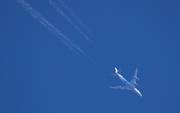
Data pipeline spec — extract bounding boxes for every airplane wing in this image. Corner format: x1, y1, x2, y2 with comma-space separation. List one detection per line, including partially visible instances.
130, 68, 138, 87
109, 86, 129, 90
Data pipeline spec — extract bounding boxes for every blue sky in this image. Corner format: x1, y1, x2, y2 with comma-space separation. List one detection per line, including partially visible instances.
1, 0, 180, 112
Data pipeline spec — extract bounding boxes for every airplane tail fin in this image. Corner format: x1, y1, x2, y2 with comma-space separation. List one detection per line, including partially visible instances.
111, 67, 121, 76
115, 67, 121, 73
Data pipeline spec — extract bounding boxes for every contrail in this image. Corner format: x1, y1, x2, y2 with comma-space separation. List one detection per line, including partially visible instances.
48, 0, 92, 42
58, 0, 96, 38
57, 0, 102, 52
16, 0, 91, 59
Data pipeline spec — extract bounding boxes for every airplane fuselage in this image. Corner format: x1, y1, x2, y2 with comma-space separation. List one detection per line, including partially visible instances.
116, 73, 130, 84
116, 73, 142, 97
133, 88, 143, 97
125, 84, 143, 97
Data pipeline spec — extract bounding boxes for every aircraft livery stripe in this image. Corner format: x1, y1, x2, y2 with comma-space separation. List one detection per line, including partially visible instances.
124, 79, 130, 84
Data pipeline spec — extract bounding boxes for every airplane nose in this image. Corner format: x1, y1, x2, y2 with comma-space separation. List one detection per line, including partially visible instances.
139, 93, 143, 97
138, 92, 143, 97
134, 88, 142, 97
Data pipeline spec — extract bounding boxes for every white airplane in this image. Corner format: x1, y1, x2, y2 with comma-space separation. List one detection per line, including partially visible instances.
109, 67, 143, 97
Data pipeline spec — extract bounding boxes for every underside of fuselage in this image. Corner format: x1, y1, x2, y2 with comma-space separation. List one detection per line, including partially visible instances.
133, 88, 143, 97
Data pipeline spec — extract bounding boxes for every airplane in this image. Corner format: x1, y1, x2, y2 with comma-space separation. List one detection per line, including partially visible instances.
109, 67, 143, 97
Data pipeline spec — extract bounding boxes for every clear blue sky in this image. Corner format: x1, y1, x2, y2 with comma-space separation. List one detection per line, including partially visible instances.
1, 0, 180, 112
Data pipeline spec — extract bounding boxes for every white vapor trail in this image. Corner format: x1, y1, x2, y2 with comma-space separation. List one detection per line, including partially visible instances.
58, 0, 96, 38
56, 0, 101, 51
17, 0, 90, 58
48, 0, 91, 42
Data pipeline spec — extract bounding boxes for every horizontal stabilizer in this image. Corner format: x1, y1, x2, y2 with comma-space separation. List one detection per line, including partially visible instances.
111, 73, 117, 76
109, 86, 119, 89
109, 86, 128, 90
